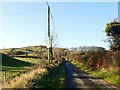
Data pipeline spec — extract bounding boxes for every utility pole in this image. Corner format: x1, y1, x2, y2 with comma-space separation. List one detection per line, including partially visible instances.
118, 1, 120, 22
47, 2, 53, 64
47, 5, 51, 65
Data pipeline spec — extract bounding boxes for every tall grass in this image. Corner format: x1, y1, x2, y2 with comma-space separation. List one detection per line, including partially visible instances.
2, 54, 44, 81
2, 61, 66, 88
71, 60, 120, 88
31, 61, 66, 88
2, 64, 47, 88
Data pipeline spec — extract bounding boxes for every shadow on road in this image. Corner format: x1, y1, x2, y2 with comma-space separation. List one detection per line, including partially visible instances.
65, 61, 119, 90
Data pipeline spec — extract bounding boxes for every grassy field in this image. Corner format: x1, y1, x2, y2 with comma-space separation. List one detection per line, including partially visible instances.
2, 54, 46, 81
1, 53, 66, 88
4, 64, 47, 88
2, 61, 65, 88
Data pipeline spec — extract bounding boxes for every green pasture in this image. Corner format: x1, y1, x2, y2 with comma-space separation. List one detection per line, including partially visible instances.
1, 54, 46, 81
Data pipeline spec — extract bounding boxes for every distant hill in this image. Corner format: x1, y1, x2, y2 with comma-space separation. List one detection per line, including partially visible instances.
0, 45, 106, 61
0, 45, 68, 60
0, 45, 47, 56
69, 46, 106, 51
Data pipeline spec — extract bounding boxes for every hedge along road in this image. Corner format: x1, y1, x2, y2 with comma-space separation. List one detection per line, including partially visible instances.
65, 61, 119, 90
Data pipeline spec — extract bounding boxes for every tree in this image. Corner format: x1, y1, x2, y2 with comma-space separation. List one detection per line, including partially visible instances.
44, 30, 58, 62
105, 20, 120, 51
53, 48, 64, 61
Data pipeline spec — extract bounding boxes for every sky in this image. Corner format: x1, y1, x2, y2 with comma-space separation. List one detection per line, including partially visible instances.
0, 2, 118, 50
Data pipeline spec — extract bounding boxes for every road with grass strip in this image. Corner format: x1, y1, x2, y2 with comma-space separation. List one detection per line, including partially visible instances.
65, 61, 119, 90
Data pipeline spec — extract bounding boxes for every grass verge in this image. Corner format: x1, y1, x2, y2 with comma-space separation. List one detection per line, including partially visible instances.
71, 60, 120, 88
31, 61, 66, 88
3, 63, 47, 88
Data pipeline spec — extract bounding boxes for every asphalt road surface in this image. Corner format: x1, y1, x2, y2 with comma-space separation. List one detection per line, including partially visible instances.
65, 61, 120, 90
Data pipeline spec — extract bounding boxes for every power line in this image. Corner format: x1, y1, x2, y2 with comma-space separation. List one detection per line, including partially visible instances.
50, 11, 61, 48
3, 8, 46, 17
45, 1, 61, 48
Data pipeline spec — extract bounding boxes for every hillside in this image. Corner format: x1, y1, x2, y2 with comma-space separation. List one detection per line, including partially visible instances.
0, 45, 68, 61
0, 45, 47, 55
2, 53, 31, 67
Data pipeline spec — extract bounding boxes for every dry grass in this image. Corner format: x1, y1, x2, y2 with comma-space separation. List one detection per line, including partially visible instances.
0, 83, 2, 90
31, 62, 65, 88
2, 64, 47, 88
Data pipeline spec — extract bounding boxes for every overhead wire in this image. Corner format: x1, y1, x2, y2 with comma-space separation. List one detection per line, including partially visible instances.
2, 7, 46, 17
45, 1, 61, 48
50, 11, 61, 48
3, 1, 61, 49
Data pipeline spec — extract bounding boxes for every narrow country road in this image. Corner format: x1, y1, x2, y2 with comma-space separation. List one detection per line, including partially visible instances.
65, 61, 119, 90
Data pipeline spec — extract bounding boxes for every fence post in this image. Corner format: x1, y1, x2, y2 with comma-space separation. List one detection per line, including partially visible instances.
4, 72, 7, 86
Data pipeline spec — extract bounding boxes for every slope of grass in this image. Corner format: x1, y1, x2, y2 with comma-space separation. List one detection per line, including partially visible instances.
2, 61, 65, 88
31, 61, 66, 88
1, 54, 45, 81
3, 63, 47, 88
14, 57, 43, 65
90, 69, 120, 88
71, 60, 120, 88
2, 54, 32, 67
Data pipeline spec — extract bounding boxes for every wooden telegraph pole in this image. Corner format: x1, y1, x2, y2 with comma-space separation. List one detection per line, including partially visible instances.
118, 1, 120, 22
47, 2, 53, 65
47, 5, 51, 65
